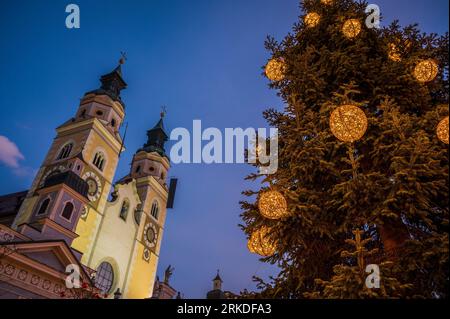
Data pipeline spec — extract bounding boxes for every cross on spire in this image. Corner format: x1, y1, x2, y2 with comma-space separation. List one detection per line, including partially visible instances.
119, 51, 127, 65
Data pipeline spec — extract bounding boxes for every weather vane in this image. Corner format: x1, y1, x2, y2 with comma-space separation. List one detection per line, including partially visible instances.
119, 51, 127, 65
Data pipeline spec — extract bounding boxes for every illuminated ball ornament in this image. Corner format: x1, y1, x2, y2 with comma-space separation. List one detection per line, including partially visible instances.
342, 19, 362, 39
414, 59, 439, 83
305, 12, 320, 28
330, 105, 368, 143
265, 58, 287, 82
247, 226, 277, 257
258, 190, 289, 220
437, 116, 449, 145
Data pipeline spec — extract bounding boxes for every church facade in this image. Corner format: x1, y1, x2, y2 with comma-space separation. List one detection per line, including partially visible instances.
0, 60, 173, 299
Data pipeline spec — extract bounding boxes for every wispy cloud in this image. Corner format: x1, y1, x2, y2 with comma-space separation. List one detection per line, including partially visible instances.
0, 135, 36, 178
0, 135, 25, 168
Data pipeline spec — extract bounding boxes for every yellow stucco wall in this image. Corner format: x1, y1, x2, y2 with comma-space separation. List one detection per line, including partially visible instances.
124, 243, 158, 299
85, 180, 141, 295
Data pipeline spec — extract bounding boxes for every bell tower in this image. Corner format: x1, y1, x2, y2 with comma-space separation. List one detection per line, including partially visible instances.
13, 58, 128, 263
123, 112, 171, 298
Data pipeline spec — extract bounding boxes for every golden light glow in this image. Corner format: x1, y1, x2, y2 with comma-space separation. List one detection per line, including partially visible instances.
247, 226, 276, 257
305, 12, 321, 28
258, 190, 289, 220
388, 43, 402, 62
414, 59, 439, 83
321, 0, 333, 5
265, 58, 287, 82
330, 105, 368, 143
342, 19, 362, 39
437, 116, 449, 145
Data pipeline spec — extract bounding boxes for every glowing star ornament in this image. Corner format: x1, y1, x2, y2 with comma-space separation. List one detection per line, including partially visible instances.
247, 226, 276, 257
265, 58, 287, 82
437, 116, 449, 145
258, 190, 289, 220
414, 59, 439, 83
305, 12, 320, 28
342, 19, 362, 39
330, 105, 368, 143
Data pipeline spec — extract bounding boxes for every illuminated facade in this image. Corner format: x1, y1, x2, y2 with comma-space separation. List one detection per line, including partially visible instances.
0, 62, 173, 299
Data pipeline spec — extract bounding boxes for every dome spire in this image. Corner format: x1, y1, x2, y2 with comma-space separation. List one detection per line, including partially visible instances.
86, 53, 128, 106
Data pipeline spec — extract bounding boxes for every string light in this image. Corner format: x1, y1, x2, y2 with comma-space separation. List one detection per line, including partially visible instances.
388, 43, 402, 62
330, 105, 368, 143
258, 190, 289, 220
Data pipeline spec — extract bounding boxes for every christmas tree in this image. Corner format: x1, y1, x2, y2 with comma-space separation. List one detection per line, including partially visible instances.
240, 0, 448, 299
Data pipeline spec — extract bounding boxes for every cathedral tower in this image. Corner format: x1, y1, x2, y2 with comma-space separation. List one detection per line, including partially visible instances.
124, 112, 171, 298
12, 59, 127, 262
81, 112, 172, 298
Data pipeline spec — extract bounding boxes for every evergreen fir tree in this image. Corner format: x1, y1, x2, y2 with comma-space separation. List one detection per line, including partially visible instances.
240, 0, 448, 299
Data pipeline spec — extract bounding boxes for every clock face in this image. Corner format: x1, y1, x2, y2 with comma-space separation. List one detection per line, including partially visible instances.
146, 227, 156, 242
144, 223, 158, 248
86, 178, 98, 196
82, 172, 102, 202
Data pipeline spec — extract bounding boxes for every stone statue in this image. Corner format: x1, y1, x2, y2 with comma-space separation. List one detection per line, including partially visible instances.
164, 265, 174, 284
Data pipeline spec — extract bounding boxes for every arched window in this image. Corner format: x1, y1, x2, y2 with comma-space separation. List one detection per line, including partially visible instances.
57, 143, 73, 160
61, 202, 74, 221
94, 262, 114, 294
135, 165, 141, 174
134, 207, 142, 225
93, 152, 106, 171
119, 200, 130, 221
151, 201, 159, 220
80, 109, 86, 117
37, 198, 51, 215
111, 119, 116, 127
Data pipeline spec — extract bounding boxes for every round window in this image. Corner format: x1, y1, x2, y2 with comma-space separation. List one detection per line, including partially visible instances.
94, 262, 114, 294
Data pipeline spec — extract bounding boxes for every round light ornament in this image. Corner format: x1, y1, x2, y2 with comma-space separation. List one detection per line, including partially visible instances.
414, 59, 439, 83
265, 58, 287, 82
321, 0, 333, 5
330, 105, 368, 143
305, 12, 321, 28
247, 226, 276, 257
437, 116, 449, 145
342, 19, 362, 39
258, 190, 289, 220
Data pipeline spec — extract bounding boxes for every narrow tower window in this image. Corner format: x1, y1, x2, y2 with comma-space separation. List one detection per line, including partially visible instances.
37, 198, 51, 216
93, 152, 106, 171
151, 201, 159, 220
57, 143, 73, 160
119, 200, 130, 221
61, 202, 74, 221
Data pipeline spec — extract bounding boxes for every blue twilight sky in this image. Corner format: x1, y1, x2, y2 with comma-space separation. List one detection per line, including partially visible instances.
0, 0, 448, 298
